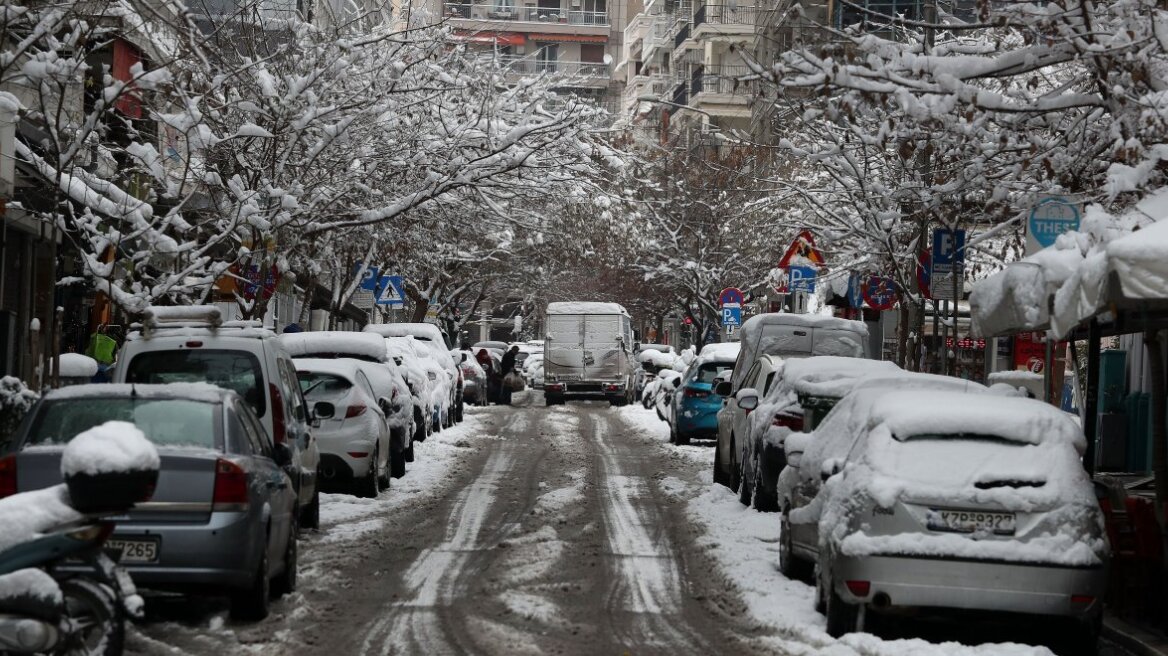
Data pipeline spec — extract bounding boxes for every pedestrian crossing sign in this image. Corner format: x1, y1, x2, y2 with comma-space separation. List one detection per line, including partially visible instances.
377, 275, 406, 307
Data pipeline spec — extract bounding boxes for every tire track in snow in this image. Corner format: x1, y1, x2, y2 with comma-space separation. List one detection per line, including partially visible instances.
359, 424, 520, 656
589, 413, 710, 653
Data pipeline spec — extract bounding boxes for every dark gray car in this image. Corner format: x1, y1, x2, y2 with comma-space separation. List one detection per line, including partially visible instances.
2, 383, 298, 621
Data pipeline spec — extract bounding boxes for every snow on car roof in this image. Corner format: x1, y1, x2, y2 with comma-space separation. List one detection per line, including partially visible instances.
868, 390, 1084, 450
363, 323, 445, 343
545, 302, 629, 316
278, 331, 387, 362
638, 350, 678, 367
738, 312, 868, 341
43, 382, 231, 403
784, 357, 901, 398
698, 343, 740, 360
56, 353, 98, 378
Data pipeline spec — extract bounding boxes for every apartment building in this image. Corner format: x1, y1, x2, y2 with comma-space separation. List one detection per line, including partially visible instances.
401, 0, 632, 106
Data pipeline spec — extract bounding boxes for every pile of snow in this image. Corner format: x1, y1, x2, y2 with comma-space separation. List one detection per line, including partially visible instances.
988, 371, 1045, 398
56, 353, 99, 378
545, 301, 628, 316
697, 342, 740, 361
278, 331, 388, 362
0, 376, 38, 437
638, 349, 678, 368
61, 421, 161, 477
0, 485, 83, 553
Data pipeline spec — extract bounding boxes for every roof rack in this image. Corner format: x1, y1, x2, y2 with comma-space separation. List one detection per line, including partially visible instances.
138, 306, 264, 337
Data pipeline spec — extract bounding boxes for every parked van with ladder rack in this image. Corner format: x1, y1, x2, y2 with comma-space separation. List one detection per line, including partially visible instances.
113, 306, 322, 530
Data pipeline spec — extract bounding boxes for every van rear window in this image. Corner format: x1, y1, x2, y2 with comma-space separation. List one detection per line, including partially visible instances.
126, 350, 266, 417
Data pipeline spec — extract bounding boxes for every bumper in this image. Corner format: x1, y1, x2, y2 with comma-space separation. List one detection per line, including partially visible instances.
675, 404, 719, 434
832, 554, 1107, 618
113, 512, 261, 590
316, 423, 377, 479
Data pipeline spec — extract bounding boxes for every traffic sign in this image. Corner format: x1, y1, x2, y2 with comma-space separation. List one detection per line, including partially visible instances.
375, 275, 405, 307
778, 230, 826, 269
861, 276, 898, 310
846, 273, 863, 309
787, 265, 817, 293
1027, 195, 1080, 255
721, 306, 742, 326
352, 263, 379, 309
719, 287, 745, 307
931, 229, 965, 300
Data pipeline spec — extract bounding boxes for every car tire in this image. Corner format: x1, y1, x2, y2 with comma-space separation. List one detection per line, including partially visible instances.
300, 484, 320, 531
738, 455, 753, 508
414, 409, 427, 443
60, 577, 124, 656
728, 437, 742, 494
272, 514, 298, 598
378, 446, 392, 488
713, 441, 729, 487
230, 550, 270, 622
404, 440, 415, 462
668, 421, 677, 445
357, 450, 380, 498
779, 509, 812, 581
391, 447, 406, 479
753, 454, 778, 512
825, 577, 859, 638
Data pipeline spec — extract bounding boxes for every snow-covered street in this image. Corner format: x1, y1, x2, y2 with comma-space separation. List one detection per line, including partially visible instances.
114, 397, 1133, 656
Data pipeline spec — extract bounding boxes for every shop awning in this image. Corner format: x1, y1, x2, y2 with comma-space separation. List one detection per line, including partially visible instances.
527, 33, 608, 43
452, 30, 526, 46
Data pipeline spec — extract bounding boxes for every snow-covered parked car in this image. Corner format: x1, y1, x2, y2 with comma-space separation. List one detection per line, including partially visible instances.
735, 356, 901, 511
114, 305, 321, 530
279, 331, 414, 480
666, 346, 737, 445
385, 336, 448, 435
457, 349, 488, 406
635, 344, 676, 401
647, 369, 683, 420
366, 324, 460, 425
4, 384, 298, 621
784, 388, 1107, 647
522, 353, 544, 389
293, 359, 393, 497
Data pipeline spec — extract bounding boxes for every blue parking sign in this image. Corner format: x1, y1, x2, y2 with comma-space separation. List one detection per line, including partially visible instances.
788, 265, 817, 293
721, 306, 742, 326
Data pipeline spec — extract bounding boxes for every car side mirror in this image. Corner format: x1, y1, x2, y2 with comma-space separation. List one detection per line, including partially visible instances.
735, 388, 759, 411
714, 381, 732, 397
670, 378, 682, 389
313, 401, 335, 420
460, 353, 468, 363
272, 442, 294, 467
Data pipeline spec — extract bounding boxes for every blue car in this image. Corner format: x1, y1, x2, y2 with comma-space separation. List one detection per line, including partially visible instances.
669, 352, 737, 445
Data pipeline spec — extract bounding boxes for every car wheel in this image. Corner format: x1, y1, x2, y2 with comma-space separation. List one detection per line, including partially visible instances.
1059, 616, 1101, 656
230, 550, 270, 622
378, 446, 392, 488
753, 454, 778, 512
738, 452, 753, 508
668, 421, 677, 445
404, 440, 415, 462
713, 440, 729, 487
391, 446, 406, 479
300, 484, 320, 531
779, 509, 811, 580
357, 450, 380, 498
728, 437, 742, 494
413, 409, 427, 443
825, 576, 859, 638
60, 577, 124, 656
272, 514, 298, 598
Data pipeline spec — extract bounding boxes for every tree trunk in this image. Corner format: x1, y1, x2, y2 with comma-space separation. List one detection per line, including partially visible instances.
1147, 330, 1167, 515
411, 297, 429, 323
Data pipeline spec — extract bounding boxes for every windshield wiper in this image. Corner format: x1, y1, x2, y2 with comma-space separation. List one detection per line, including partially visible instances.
974, 479, 1045, 490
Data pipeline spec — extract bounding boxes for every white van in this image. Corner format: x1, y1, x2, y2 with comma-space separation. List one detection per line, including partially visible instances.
114, 306, 322, 529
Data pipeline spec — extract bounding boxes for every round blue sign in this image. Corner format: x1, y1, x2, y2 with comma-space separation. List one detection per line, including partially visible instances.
1029, 197, 1080, 249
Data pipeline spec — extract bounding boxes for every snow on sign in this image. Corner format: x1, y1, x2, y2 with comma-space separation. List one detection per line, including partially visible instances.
352, 263, 379, 309
719, 287, 745, 307
777, 230, 825, 269
930, 229, 965, 300
376, 275, 405, 307
862, 276, 898, 310
1027, 195, 1080, 255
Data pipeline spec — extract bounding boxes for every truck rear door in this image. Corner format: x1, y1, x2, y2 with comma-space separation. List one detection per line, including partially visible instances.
546, 315, 584, 380
584, 314, 623, 381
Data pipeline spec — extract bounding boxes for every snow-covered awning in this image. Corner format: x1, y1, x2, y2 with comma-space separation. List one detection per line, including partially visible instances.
970, 188, 1168, 340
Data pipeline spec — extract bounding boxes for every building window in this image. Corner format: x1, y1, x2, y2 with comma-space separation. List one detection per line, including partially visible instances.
836, 0, 921, 28
536, 43, 559, 71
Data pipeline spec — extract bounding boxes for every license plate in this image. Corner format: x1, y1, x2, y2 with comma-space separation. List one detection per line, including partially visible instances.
927, 509, 1016, 535
106, 537, 160, 563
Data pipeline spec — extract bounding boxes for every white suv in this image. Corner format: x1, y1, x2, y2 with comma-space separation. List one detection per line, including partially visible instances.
115, 306, 321, 529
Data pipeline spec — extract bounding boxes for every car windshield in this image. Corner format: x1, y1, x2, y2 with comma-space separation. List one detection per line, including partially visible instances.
25, 398, 220, 449
695, 363, 731, 383
297, 371, 352, 401
126, 350, 265, 417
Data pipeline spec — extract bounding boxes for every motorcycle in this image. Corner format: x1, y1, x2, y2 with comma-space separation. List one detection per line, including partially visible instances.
0, 424, 158, 656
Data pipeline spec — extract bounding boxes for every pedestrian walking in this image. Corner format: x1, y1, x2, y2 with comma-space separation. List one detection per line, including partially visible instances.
499, 345, 521, 405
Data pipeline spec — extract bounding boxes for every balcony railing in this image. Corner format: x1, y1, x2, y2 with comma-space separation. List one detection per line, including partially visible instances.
484, 54, 611, 78
691, 64, 751, 96
693, 3, 759, 27
673, 22, 690, 47
672, 82, 688, 107
443, 3, 609, 25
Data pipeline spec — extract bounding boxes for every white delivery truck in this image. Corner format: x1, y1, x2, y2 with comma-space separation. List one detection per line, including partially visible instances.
542, 302, 635, 407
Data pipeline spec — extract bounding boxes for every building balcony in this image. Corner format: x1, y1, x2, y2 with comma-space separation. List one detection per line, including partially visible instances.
486, 54, 612, 85
693, 3, 759, 37
689, 63, 752, 117
443, 3, 609, 26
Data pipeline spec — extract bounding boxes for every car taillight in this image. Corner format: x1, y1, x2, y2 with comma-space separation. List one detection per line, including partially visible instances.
269, 383, 286, 444
212, 459, 249, 510
1070, 594, 1095, 605
0, 455, 16, 498
345, 404, 368, 418
845, 580, 871, 597
684, 387, 709, 399
772, 413, 804, 431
